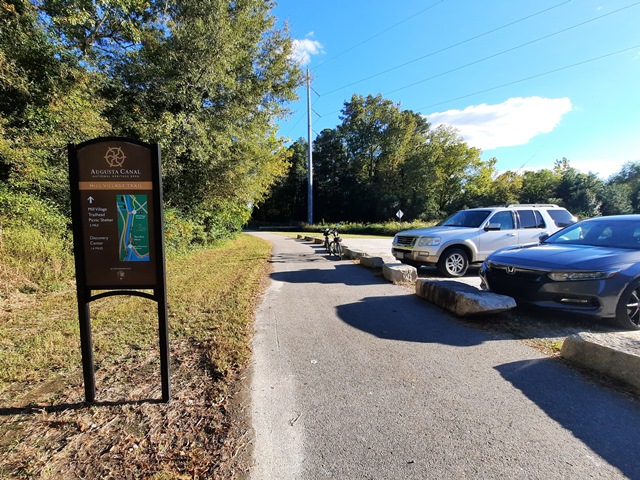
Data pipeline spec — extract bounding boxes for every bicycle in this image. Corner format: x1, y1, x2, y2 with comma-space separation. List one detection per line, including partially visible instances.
328, 227, 343, 259
323, 228, 331, 253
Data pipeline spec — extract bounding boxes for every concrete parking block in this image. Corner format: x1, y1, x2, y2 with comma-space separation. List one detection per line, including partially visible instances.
561, 331, 640, 393
359, 255, 385, 269
415, 278, 516, 317
344, 248, 365, 261
383, 263, 417, 284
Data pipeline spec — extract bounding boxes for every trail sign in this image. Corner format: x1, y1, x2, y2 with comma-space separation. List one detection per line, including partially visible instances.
69, 137, 170, 403
396, 209, 404, 220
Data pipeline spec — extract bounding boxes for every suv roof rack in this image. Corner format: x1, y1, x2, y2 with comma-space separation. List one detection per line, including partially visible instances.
507, 204, 559, 208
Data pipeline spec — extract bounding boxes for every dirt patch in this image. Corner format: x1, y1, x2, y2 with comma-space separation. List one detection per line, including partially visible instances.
0, 339, 252, 479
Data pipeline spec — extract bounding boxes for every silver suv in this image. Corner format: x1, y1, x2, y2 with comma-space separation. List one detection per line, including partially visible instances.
392, 204, 577, 277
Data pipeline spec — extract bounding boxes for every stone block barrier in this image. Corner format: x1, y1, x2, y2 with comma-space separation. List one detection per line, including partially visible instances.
415, 278, 516, 317
383, 263, 418, 284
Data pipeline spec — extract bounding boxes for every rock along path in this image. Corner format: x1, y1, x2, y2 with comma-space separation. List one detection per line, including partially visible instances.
249, 232, 640, 480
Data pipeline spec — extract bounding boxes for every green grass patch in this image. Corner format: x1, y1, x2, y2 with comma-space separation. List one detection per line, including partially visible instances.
0, 233, 271, 401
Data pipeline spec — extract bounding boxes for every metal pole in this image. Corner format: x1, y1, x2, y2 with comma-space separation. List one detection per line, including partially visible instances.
307, 68, 313, 225
78, 297, 96, 403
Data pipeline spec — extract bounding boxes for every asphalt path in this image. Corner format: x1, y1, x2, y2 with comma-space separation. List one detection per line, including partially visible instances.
249, 232, 640, 479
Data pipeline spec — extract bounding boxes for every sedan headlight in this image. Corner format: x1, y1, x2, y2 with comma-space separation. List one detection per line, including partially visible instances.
417, 236, 441, 247
548, 271, 618, 281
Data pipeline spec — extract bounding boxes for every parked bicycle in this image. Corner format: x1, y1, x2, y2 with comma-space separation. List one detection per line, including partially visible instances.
323, 228, 331, 253
328, 227, 343, 259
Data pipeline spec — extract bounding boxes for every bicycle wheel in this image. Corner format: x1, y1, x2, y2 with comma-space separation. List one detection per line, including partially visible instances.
335, 242, 343, 259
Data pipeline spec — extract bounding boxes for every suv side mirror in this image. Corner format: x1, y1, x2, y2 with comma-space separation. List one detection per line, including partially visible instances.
484, 223, 501, 231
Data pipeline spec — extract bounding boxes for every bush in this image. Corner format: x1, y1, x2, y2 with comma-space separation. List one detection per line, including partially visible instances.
0, 223, 73, 293
305, 220, 436, 237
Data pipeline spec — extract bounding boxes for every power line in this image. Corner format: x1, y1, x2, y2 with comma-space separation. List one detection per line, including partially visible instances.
312, 0, 445, 70
416, 44, 640, 111
313, 43, 640, 120
383, 1, 640, 96
321, 0, 572, 96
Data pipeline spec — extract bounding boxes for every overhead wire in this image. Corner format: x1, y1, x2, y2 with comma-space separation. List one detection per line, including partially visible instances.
415, 44, 640, 111
321, 0, 572, 96
383, 1, 640, 96
311, 1, 640, 118
314, 43, 640, 120
311, 0, 446, 71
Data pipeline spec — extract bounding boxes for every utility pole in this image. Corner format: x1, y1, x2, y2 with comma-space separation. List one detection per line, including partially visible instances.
306, 68, 313, 225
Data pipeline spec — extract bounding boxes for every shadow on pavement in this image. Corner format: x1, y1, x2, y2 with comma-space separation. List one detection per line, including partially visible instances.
270, 263, 384, 287
335, 294, 492, 347
496, 358, 640, 479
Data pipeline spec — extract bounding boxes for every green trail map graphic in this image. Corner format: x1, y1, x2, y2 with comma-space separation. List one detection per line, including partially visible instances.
116, 194, 150, 262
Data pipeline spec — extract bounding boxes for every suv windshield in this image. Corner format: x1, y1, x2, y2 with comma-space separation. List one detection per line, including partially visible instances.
440, 210, 491, 228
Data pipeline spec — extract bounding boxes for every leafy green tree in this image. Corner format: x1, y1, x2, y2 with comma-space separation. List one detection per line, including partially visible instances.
488, 171, 523, 206
100, 0, 301, 236
555, 160, 603, 218
253, 139, 308, 222
0, 0, 110, 213
420, 124, 483, 215
608, 161, 640, 213
600, 182, 633, 216
520, 169, 562, 204
337, 94, 427, 221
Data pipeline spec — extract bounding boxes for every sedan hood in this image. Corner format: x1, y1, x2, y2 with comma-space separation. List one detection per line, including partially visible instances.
488, 243, 640, 270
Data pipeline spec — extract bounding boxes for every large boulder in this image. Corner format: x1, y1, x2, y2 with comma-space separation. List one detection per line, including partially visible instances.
415, 279, 516, 317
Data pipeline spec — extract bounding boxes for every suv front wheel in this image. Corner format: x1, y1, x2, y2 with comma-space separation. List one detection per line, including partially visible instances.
437, 248, 469, 277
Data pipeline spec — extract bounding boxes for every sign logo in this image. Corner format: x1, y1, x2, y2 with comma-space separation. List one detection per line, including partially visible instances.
506, 266, 516, 275
105, 147, 126, 168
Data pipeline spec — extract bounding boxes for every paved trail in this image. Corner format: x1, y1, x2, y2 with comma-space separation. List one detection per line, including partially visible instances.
249, 232, 640, 480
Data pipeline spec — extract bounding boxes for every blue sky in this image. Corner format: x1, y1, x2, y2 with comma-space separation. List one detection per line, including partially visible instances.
273, 0, 640, 179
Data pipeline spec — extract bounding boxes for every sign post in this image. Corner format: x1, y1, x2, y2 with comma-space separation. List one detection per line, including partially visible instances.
68, 137, 170, 403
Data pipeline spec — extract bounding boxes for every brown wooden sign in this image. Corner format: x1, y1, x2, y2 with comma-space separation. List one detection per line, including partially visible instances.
69, 137, 170, 403
74, 140, 159, 287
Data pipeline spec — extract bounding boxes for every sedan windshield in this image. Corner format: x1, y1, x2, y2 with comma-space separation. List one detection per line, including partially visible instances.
546, 219, 640, 249
440, 210, 491, 228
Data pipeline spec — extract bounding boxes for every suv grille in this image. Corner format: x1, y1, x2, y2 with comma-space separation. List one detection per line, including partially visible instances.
395, 235, 416, 247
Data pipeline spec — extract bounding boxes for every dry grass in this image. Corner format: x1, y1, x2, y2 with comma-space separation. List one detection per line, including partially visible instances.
0, 233, 271, 479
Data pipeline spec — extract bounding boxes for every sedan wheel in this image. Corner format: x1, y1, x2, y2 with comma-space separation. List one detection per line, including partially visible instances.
615, 279, 640, 330
437, 248, 469, 278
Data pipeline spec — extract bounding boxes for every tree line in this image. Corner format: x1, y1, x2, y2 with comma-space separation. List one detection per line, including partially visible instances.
255, 93, 640, 224
0, 0, 300, 250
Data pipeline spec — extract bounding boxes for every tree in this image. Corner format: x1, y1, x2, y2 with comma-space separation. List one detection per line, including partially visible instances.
421, 124, 484, 215
555, 160, 603, 218
520, 169, 562, 204
253, 139, 308, 223
608, 161, 640, 213
101, 0, 301, 235
0, 0, 110, 214
337, 94, 428, 221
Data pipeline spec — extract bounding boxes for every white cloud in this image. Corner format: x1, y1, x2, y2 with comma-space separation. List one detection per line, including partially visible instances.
427, 97, 573, 150
291, 35, 324, 66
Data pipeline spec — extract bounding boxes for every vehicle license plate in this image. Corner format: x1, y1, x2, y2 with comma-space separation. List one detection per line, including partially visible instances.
394, 252, 405, 260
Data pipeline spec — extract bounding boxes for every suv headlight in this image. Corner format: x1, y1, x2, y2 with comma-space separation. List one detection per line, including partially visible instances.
417, 236, 441, 247
548, 271, 617, 281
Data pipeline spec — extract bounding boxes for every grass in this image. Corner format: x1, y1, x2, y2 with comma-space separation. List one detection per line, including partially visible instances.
0, 233, 272, 478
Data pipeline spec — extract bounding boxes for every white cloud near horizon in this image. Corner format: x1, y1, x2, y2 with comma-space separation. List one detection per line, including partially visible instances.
291, 35, 324, 66
428, 97, 573, 150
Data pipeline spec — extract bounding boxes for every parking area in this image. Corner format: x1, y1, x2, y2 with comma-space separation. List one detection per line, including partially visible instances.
339, 237, 621, 339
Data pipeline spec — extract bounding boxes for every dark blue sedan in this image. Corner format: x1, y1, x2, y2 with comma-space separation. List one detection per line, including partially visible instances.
479, 215, 640, 330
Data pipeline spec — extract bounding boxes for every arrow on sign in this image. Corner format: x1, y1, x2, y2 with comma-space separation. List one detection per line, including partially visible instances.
88, 196, 94, 204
